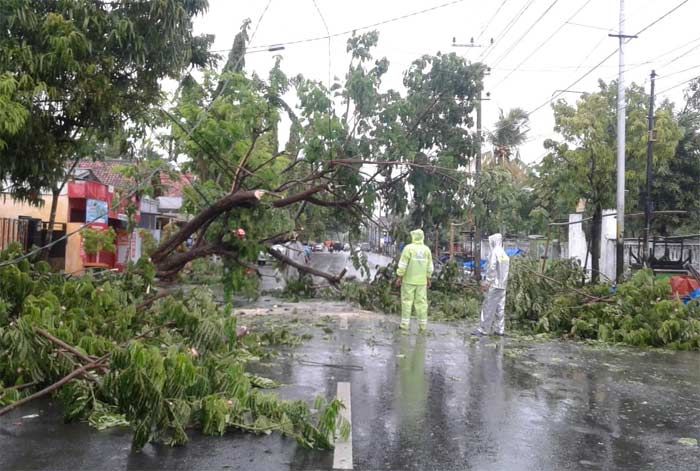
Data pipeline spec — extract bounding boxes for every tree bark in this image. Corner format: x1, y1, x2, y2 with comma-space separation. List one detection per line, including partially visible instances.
589, 203, 603, 284
151, 190, 264, 264
268, 247, 346, 285
155, 244, 222, 279
42, 187, 62, 261
151, 185, 331, 279
43, 157, 81, 260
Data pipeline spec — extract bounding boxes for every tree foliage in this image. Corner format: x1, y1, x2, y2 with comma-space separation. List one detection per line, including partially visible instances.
489, 107, 529, 163
652, 78, 700, 233
508, 259, 700, 350
0, 243, 348, 449
0, 0, 214, 202
534, 80, 682, 281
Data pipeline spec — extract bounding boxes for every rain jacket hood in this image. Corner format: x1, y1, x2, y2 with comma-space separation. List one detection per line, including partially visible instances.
411, 229, 425, 244
488, 233, 503, 250
397, 229, 433, 286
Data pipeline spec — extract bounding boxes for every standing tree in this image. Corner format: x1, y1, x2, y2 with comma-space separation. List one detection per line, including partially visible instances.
489, 107, 530, 164
0, 0, 214, 248
536, 80, 681, 283
652, 79, 700, 234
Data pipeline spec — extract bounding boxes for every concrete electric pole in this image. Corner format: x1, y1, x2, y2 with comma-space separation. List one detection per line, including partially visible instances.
609, 0, 636, 283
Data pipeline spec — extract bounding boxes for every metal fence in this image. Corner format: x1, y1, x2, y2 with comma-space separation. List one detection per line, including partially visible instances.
624, 238, 700, 271
0, 218, 29, 251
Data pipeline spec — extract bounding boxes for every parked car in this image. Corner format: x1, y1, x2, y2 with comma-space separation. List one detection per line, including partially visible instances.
359, 242, 370, 252
312, 243, 324, 252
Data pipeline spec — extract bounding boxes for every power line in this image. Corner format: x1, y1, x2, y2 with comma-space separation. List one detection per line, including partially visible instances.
660, 63, 700, 81
480, 0, 537, 62
474, 0, 510, 45
634, 0, 688, 36
608, 34, 700, 80
492, 0, 592, 89
526, 0, 691, 116
565, 21, 612, 32
229, 0, 467, 54
660, 38, 700, 67
657, 73, 700, 95
491, 0, 561, 69
310, 0, 333, 159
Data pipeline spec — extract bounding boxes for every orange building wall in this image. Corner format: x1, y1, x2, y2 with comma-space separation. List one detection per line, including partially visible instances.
65, 223, 84, 275
0, 194, 69, 223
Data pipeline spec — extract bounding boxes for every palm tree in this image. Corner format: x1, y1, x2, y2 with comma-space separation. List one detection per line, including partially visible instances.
489, 108, 530, 164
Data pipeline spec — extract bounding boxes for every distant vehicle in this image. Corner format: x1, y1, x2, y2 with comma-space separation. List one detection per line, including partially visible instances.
343, 243, 350, 251
313, 243, 325, 252
257, 251, 271, 266
359, 242, 370, 252
333, 242, 343, 252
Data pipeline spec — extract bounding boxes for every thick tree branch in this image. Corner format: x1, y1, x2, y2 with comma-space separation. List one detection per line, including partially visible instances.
152, 190, 264, 263
271, 185, 328, 208
267, 247, 346, 285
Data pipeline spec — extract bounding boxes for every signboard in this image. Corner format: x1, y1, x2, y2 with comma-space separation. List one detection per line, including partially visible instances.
86, 199, 108, 225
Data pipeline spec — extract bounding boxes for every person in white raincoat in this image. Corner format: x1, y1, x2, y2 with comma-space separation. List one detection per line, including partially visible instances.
473, 233, 510, 336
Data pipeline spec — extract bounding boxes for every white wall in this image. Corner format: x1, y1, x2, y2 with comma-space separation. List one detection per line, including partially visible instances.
568, 213, 590, 273
568, 210, 618, 281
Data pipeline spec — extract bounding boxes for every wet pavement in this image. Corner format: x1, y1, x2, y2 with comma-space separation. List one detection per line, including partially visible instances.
2, 299, 700, 470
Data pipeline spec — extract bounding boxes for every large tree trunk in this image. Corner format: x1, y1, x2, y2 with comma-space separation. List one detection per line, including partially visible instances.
150, 185, 331, 280
151, 190, 265, 264
589, 203, 603, 284
268, 247, 346, 285
42, 187, 62, 261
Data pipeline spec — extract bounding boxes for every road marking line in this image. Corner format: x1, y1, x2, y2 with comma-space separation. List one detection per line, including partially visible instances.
333, 382, 353, 470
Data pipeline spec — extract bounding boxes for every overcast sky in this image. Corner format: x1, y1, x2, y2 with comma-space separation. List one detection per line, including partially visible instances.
190, 0, 700, 164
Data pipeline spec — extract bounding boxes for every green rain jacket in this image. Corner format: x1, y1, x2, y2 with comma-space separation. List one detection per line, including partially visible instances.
396, 229, 434, 285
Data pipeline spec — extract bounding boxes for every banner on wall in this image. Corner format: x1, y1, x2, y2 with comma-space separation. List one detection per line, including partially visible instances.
86, 199, 108, 225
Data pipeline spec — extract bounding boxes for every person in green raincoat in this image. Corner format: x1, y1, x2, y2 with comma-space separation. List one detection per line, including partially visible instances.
396, 229, 434, 331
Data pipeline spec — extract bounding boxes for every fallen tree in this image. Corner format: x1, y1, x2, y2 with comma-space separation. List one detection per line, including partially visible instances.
146, 28, 484, 284
0, 244, 348, 449
507, 260, 700, 349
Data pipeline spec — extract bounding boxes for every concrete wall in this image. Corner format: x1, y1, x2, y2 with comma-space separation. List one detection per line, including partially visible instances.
568, 213, 589, 272
568, 210, 618, 281
600, 209, 617, 281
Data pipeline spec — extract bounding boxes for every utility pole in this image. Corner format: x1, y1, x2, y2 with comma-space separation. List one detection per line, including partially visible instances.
643, 69, 657, 267
474, 91, 483, 281
609, 0, 636, 283
452, 38, 489, 282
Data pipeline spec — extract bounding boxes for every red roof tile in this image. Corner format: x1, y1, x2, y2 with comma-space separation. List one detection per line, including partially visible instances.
160, 172, 194, 197
77, 160, 192, 197
77, 160, 133, 189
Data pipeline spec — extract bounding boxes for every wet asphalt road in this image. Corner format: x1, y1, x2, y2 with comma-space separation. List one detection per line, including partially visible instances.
1, 299, 699, 471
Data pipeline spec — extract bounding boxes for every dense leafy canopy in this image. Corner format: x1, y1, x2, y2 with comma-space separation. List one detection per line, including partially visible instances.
0, 0, 213, 201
